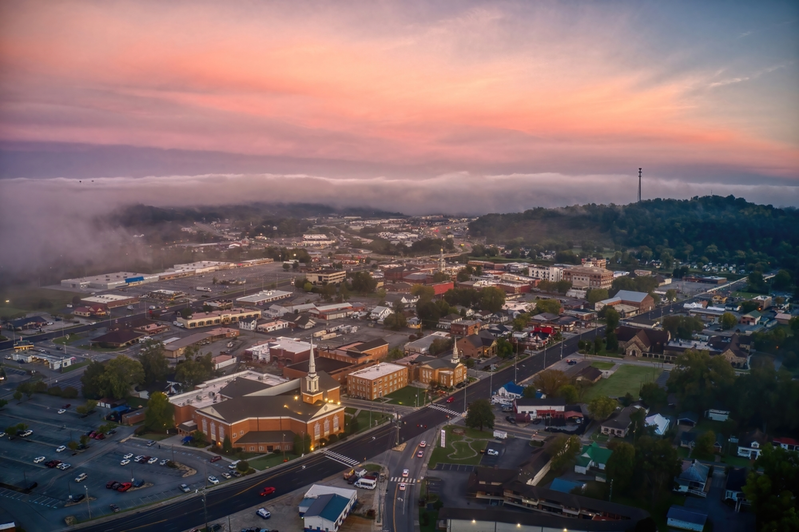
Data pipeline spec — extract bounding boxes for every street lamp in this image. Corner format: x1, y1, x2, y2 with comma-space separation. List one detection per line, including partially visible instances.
85, 485, 91, 519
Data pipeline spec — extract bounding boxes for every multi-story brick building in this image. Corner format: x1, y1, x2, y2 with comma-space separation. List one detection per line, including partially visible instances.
306, 270, 347, 285
172, 345, 344, 453
346, 362, 409, 400
401, 342, 467, 388
562, 267, 614, 290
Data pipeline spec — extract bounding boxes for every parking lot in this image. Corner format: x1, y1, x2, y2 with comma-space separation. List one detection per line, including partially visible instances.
0, 395, 239, 530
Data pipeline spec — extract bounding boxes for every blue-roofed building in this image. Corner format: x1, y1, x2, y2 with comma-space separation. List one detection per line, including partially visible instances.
548, 477, 585, 494
298, 484, 357, 516
667, 505, 708, 531
497, 381, 524, 399
303, 493, 354, 532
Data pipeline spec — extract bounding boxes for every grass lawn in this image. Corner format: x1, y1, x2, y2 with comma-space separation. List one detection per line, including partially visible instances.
128, 397, 148, 409
583, 365, 663, 401
384, 386, 429, 406
732, 291, 762, 299
138, 432, 173, 441
0, 307, 28, 319
54, 333, 85, 345
613, 492, 687, 532
353, 410, 391, 432
249, 452, 299, 470
61, 360, 90, 373
722, 454, 753, 467
591, 361, 616, 370
419, 508, 439, 532
345, 407, 357, 415
427, 426, 491, 469
363, 463, 382, 472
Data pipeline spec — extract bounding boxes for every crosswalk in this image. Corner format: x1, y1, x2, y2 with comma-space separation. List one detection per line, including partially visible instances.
428, 404, 463, 417
390, 477, 418, 483
321, 449, 359, 467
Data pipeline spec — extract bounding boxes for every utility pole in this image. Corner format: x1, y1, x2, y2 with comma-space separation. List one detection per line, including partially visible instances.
85, 485, 91, 519
202, 489, 209, 531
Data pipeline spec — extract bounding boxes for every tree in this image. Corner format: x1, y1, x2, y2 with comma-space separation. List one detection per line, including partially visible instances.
179, 307, 193, 319
100, 356, 145, 399
222, 435, 233, 453
667, 350, 735, 414
412, 284, 436, 303
0, 399, 6, 410
293, 432, 312, 454
605, 331, 619, 352
604, 307, 620, 334
80, 434, 89, 447
606, 441, 636, 494
534, 299, 562, 315
512, 313, 530, 331
633, 436, 681, 504
388, 347, 404, 360
76, 399, 98, 416
416, 300, 441, 329
81, 358, 107, 400
350, 271, 377, 294
12, 390, 22, 402
664, 289, 677, 302
236, 460, 249, 472
587, 396, 618, 421
479, 287, 506, 313
465, 399, 494, 432
721, 312, 738, 330
67, 440, 79, 451
456, 266, 473, 282
693, 431, 716, 459
533, 370, 570, 397
771, 269, 792, 291
587, 289, 609, 304
629, 407, 648, 441
662, 315, 705, 340
144, 391, 175, 432
557, 384, 578, 404
384, 311, 407, 331
522, 385, 539, 399
175, 352, 214, 388
62, 386, 78, 399
139, 340, 169, 386
747, 271, 769, 293
496, 337, 514, 359
639, 382, 667, 409
743, 444, 799, 532
547, 434, 581, 471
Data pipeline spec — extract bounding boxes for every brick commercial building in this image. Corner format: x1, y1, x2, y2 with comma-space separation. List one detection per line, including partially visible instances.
562, 267, 614, 290
321, 339, 389, 364
306, 270, 347, 285
283, 355, 368, 384
172, 346, 344, 452
456, 332, 498, 359
177, 307, 261, 329
346, 362, 409, 400
81, 293, 140, 310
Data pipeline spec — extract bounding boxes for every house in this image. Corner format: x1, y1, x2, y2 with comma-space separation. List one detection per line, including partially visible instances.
644, 413, 670, 436
724, 468, 748, 509
667, 505, 708, 531
403, 331, 450, 355
301, 493, 354, 532
674, 459, 710, 497
496, 381, 524, 400
573, 442, 612, 474
287, 314, 317, 330
456, 332, 497, 359
677, 412, 699, 427
773, 436, 799, 452
516, 449, 552, 486
600, 406, 637, 437
738, 429, 768, 459
438, 313, 463, 329
739, 310, 761, 326
369, 306, 391, 321
680, 432, 697, 449
704, 405, 730, 422
574, 365, 603, 384
298, 484, 357, 516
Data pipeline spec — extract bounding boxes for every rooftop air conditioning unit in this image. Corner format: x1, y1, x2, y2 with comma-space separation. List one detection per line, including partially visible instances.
196, 394, 202, 400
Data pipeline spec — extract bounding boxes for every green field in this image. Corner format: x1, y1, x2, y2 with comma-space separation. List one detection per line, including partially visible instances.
384, 386, 429, 406
0, 287, 82, 317
54, 333, 85, 345
591, 361, 616, 370
249, 452, 299, 470
583, 365, 663, 401
353, 409, 391, 432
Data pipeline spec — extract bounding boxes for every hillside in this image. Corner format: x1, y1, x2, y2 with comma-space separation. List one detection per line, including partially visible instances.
468, 195, 799, 270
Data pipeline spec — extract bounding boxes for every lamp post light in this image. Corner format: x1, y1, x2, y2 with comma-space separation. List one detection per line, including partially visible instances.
85, 485, 91, 519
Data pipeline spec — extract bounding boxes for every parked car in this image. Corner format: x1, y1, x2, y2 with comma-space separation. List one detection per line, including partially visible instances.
260, 487, 276, 496
147, 457, 158, 464
58, 409, 67, 414
106, 480, 118, 489
146, 440, 156, 447
110, 504, 120, 513
210, 456, 222, 463
71, 494, 85, 503
179, 483, 191, 493
117, 482, 132, 492
20, 430, 33, 437
133, 479, 145, 488
74, 473, 88, 483
123, 453, 133, 460
56, 445, 66, 453
110, 482, 121, 490
487, 449, 499, 456
46, 460, 61, 468
505, 415, 517, 425
57, 462, 71, 470
256, 508, 271, 519
159, 459, 168, 466
208, 476, 220, 485
120, 459, 131, 466
33, 456, 46, 464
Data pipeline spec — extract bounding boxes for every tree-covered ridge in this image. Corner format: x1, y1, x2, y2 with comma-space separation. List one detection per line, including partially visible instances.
468, 195, 799, 268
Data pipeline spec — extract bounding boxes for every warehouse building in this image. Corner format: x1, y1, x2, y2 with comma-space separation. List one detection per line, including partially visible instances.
236, 290, 293, 306
81, 293, 140, 310
61, 271, 159, 290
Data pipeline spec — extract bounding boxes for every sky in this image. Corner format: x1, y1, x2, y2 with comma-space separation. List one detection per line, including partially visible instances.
0, 1, 798, 272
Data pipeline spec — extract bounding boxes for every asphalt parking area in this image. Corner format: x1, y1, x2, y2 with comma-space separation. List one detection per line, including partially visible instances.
479, 441, 504, 467
431, 463, 475, 472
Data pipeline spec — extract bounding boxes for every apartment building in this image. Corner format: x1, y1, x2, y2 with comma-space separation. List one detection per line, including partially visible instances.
347, 362, 409, 400
562, 267, 614, 290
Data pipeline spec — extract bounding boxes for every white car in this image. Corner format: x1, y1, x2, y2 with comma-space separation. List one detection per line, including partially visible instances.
256, 508, 271, 519
74, 473, 87, 483
120, 459, 131, 466
419, 441, 426, 448
123, 453, 134, 460
33, 456, 46, 463
207, 476, 220, 485
487, 449, 499, 456
21, 430, 33, 437
399, 483, 406, 491
56, 445, 66, 453
57, 463, 71, 470
57, 409, 66, 414
402, 469, 409, 477
159, 459, 168, 466
147, 457, 158, 464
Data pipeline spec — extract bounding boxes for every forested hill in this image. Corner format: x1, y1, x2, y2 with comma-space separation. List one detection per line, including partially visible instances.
468, 196, 799, 268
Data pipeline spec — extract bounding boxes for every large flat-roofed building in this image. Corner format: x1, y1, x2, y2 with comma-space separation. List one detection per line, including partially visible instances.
236, 290, 292, 306
177, 308, 261, 329
347, 362, 408, 400
306, 270, 347, 285
172, 346, 344, 452
595, 290, 655, 314
527, 265, 563, 283
163, 328, 239, 358
80, 293, 140, 310
322, 339, 389, 364
61, 271, 159, 290
563, 266, 614, 290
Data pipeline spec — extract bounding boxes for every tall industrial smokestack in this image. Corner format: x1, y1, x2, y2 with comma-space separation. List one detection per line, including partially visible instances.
638, 168, 642, 203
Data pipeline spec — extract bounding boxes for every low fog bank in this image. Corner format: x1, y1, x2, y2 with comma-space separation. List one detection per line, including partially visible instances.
1, 172, 797, 276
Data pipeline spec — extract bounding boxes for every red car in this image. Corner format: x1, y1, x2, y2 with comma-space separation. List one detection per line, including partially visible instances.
116, 482, 132, 492
260, 487, 276, 496
446, 396, 455, 403
210, 456, 222, 463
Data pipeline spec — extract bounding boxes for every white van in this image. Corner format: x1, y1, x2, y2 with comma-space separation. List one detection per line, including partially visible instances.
228, 460, 241, 470
354, 478, 377, 490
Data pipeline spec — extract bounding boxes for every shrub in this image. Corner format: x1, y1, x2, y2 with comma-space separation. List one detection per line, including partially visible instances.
48, 386, 63, 396
236, 460, 249, 472
62, 386, 79, 399
327, 434, 338, 443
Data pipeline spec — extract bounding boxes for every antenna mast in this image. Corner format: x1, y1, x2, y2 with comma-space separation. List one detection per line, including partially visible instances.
637, 168, 642, 203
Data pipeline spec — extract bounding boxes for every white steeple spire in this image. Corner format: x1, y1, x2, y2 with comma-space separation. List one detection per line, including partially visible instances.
306, 339, 319, 393
451, 336, 459, 364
